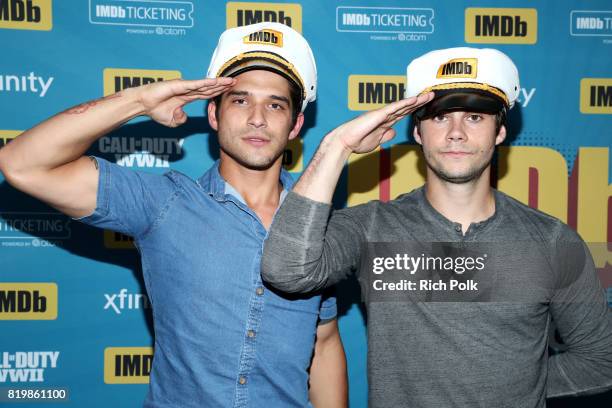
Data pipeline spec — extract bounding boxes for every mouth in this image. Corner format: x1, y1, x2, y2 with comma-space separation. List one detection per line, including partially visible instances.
242, 136, 270, 147
440, 151, 473, 158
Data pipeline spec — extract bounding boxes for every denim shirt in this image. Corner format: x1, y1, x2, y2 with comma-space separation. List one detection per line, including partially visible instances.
79, 158, 337, 408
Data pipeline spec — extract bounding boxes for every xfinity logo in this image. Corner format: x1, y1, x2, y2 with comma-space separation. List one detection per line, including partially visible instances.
0, 72, 54, 97
104, 289, 150, 314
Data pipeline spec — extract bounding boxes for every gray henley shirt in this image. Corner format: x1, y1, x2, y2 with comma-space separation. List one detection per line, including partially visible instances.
261, 186, 612, 408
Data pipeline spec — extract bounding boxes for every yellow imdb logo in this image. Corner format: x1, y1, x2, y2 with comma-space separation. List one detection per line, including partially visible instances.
243, 28, 283, 47
437, 58, 478, 79
104, 230, 135, 249
465, 8, 537, 44
104, 347, 153, 384
0, 0, 52, 31
0, 130, 21, 148
348, 75, 406, 111
580, 78, 612, 114
103, 69, 182, 96
226, 2, 302, 32
283, 138, 302, 172
0, 283, 57, 320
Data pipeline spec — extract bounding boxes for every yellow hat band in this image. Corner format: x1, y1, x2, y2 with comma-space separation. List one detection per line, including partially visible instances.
216, 51, 306, 100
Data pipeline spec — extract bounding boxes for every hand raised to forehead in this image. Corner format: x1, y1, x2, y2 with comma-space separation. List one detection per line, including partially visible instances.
139, 77, 236, 128
334, 92, 434, 154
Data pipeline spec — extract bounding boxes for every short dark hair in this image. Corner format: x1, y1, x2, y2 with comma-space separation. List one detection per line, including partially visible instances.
413, 109, 506, 137
212, 75, 302, 127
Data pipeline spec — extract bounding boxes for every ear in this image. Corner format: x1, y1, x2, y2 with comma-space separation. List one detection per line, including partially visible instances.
207, 100, 218, 132
413, 124, 423, 145
494, 124, 507, 146
288, 112, 305, 141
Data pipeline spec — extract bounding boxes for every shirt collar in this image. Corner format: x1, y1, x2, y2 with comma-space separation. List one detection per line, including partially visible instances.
197, 160, 295, 202
416, 185, 504, 234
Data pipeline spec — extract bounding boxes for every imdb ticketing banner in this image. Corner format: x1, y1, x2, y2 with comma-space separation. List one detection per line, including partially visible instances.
0, 1, 610, 407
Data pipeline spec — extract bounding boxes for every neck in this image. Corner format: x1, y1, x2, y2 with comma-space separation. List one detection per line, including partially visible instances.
425, 167, 495, 234
218, 153, 283, 209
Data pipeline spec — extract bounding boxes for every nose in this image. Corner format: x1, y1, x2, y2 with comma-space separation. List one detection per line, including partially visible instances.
446, 114, 466, 142
248, 103, 267, 129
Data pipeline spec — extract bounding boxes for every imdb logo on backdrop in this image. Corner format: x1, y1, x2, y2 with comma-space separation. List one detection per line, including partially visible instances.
103, 69, 182, 96
0, 283, 57, 320
465, 8, 537, 44
104, 347, 153, 384
348, 75, 406, 111
580, 78, 612, 114
104, 230, 134, 249
0, 130, 20, 148
226, 2, 302, 32
0, 0, 52, 30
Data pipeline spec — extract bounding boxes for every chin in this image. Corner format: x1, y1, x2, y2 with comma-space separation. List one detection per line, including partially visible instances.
237, 154, 280, 171
435, 166, 487, 184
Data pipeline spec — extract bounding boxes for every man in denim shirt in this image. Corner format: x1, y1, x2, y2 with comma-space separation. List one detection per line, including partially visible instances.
0, 23, 347, 407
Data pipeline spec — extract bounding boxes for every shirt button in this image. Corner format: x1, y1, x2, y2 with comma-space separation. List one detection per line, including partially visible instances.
255, 287, 264, 296
455, 225, 462, 232
239, 376, 247, 385
247, 330, 255, 338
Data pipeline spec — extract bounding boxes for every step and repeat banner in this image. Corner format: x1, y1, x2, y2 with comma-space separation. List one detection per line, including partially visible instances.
1, 1, 611, 407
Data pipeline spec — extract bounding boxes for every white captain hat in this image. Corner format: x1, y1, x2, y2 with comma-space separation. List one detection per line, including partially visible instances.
207, 22, 317, 112
405, 47, 520, 118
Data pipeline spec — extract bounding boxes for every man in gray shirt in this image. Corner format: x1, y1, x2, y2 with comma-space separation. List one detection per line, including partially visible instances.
261, 47, 612, 407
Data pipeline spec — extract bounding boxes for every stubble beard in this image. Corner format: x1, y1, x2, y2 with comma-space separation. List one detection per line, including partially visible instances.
424, 150, 493, 184
218, 131, 286, 171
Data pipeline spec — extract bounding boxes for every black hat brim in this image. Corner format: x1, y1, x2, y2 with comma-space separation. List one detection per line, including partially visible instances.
415, 89, 506, 120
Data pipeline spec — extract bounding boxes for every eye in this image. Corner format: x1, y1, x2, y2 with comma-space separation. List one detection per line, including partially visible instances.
432, 113, 447, 122
270, 103, 283, 110
466, 113, 483, 122
232, 98, 247, 105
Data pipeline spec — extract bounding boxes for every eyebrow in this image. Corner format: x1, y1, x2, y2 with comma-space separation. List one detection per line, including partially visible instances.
227, 90, 290, 105
269, 95, 291, 105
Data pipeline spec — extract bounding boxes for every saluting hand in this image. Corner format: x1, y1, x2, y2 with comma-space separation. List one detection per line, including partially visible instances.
333, 92, 434, 154
138, 77, 236, 128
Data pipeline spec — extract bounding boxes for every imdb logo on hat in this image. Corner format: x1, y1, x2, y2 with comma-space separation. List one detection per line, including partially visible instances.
104, 347, 153, 384
103, 69, 182, 96
580, 78, 612, 114
465, 8, 537, 44
226, 2, 302, 33
243, 28, 283, 47
0, 0, 52, 31
348, 75, 406, 111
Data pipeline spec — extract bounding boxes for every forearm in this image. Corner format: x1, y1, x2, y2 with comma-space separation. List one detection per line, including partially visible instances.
547, 237, 612, 397
0, 87, 144, 175
309, 321, 348, 408
293, 132, 352, 204
262, 192, 335, 293
547, 342, 612, 398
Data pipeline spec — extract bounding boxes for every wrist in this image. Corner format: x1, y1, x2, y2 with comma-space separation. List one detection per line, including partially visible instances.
123, 86, 148, 118
322, 132, 353, 163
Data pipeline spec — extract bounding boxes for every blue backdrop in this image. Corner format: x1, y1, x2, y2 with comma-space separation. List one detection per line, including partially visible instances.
1, 1, 611, 406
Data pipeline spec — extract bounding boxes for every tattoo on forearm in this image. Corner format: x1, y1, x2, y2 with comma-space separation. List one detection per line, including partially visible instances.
64, 93, 122, 115
89, 156, 99, 170
299, 142, 326, 186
